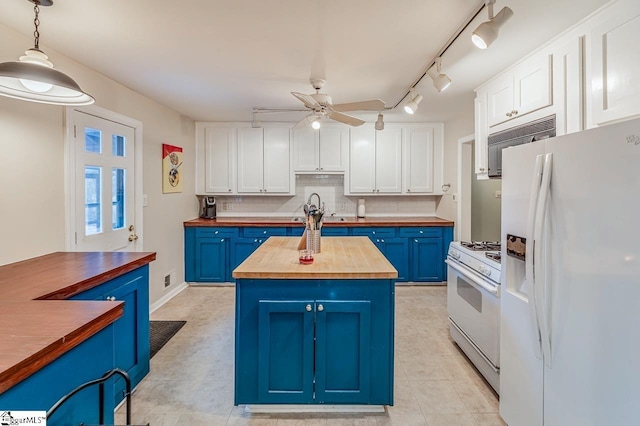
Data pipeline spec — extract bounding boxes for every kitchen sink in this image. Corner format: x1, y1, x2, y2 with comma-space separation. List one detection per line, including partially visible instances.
323, 216, 348, 222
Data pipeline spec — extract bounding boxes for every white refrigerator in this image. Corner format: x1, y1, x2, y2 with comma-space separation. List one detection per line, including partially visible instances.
500, 117, 640, 426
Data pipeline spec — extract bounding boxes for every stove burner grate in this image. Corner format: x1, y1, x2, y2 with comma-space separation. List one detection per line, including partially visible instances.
460, 241, 501, 251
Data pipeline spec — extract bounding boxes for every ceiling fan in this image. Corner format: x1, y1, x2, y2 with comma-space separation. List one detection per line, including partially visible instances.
291, 79, 385, 129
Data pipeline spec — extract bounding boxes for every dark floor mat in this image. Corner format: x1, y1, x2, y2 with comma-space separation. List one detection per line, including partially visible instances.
149, 320, 186, 358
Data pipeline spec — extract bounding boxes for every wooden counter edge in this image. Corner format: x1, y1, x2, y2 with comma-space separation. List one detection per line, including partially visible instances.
0, 302, 124, 394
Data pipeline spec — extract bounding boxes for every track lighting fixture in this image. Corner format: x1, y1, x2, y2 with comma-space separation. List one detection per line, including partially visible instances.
427, 58, 452, 92
311, 116, 321, 130
0, 0, 94, 106
472, 0, 514, 49
404, 90, 423, 115
375, 113, 384, 130
251, 111, 261, 128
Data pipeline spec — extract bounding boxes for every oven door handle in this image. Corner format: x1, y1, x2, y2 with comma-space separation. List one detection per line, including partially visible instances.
445, 259, 499, 296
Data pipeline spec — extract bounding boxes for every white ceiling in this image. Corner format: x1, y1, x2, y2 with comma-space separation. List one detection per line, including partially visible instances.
0, 0, 609, 124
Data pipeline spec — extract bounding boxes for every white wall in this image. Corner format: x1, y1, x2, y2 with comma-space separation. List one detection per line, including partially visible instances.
436, 93, 475, 228
0, 24, 196, 305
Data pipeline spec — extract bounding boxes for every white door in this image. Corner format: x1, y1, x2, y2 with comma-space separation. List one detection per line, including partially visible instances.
375, 126, 402, 193
318, 125, 347, 172
263, 127, 291, 194
404, 126, 434, 193
237, 127, 264, 193
73, 111, 136, 251
205, 127, 235, 193
349, 125, 376, 193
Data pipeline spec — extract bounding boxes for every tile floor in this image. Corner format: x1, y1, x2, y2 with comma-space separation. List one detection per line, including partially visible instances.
116, 285, 506, 426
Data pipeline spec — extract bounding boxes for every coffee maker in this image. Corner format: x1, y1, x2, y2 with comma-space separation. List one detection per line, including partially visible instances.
196, 195, 216, 219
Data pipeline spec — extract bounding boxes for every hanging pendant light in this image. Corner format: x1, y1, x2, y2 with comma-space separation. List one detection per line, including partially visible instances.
0, 0, 94, 106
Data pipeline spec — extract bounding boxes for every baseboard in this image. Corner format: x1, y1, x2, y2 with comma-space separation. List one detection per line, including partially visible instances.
150, 281, 188, 314
244, 404, 386, 413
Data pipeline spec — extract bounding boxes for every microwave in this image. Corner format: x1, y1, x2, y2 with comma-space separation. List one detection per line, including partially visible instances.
488, 115, 556, 178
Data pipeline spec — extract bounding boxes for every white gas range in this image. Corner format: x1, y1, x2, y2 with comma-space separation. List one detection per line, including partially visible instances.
446, 241, 502, 393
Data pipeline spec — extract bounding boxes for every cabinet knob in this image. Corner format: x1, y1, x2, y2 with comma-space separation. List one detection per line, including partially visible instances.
419, 230, 423, 234
513, 109, 518, 115
259, 189, 263, 192
506, 112, 512, 117
415, 239, 419, 243
320, 168, 323, 171
263, 230, 267, 234
221, 238, 225, 242
215, 230, 219, 234
407, 189, 411, 192
254, 239, 258, 243
479, 167, 485, 172
228, 189, 231, 192
317, 304, 324, 312
381, 239, 385, 243
305, 304, 312, 312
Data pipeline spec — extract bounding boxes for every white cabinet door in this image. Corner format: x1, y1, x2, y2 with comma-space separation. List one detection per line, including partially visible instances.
375, 126, 402, 193
591, 4, 640, 125
513, 53, 553, 120
237, 128, 264, 193
553, 37, 584, 136
474, 93, 489, 179
204, 127, 235, 193
487, 77, 514, 127
404, 126, 434, 193
349, 125, 376, 194
263, 127, 291, 193
319, 125, 348, 172
486, 53, 553, 128
292, 128, 319, 172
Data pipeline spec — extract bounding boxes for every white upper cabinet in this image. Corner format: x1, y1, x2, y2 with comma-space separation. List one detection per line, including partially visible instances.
348, 124, 402, 194
485, 53, 553, 128
590, 1, 640, 126
404, 125, 443, 193
293, 125, 347, 172
204, 127, 235, 193
237, 127, 292, 194
553, 36, 584, 136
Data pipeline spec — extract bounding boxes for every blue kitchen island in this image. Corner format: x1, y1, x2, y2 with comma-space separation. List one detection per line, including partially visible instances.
233, 236, 397, 409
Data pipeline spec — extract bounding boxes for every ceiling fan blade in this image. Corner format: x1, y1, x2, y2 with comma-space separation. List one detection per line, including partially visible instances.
293, 114, 317, 129
327, 111, 365, 127
331, 99, 385, 112
291, 92, 320, 109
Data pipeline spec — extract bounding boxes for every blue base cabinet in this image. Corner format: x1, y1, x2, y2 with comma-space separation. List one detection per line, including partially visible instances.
236, 278, 393, 405
0, 325, 116, 426
71, 266, 150, 406
186, 225, 453, 283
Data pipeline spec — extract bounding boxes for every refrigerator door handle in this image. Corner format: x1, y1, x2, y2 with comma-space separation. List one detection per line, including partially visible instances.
534, 153, 553, 368
525, 154, 544, 359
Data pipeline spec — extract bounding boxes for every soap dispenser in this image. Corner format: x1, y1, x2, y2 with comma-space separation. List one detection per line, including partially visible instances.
357, 198, 366, 218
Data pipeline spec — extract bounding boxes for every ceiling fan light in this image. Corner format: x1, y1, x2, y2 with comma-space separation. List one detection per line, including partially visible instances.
311, 117, 321, 130
404, 94, 423, 114
375, 113, 384, 131
472, 6, 513, 49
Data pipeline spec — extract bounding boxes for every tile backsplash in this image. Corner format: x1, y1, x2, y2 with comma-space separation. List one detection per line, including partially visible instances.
213, 175, 438, 217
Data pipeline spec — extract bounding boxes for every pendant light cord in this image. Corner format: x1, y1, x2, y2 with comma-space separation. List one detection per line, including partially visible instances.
33, 2, 41, 49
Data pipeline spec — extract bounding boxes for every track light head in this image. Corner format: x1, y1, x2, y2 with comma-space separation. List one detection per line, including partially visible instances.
404, 94, 423, 114
375, 113, 384, 130
472, 6, 514, 49
427, 59, 452, 92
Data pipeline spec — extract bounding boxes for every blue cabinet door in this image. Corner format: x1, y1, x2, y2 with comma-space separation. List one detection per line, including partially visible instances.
377, 238, 409, 282
410, 238, 444, 281
195, 237, 227, 282
69, 267, 149, 406
257, 300, 315, 403
108, 275, 149, 404
231, 238, 260, 276
315, 300, 371, 404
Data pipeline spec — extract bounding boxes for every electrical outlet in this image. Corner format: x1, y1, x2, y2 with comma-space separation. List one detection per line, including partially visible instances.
222, 202, 228, 211
495, 190, 502, 199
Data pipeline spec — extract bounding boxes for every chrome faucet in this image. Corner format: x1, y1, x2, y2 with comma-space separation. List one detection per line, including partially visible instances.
307, 192, 321, 208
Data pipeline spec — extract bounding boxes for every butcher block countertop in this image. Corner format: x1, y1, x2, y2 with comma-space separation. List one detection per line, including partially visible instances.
233, 236, 398, 279
0, 251, 156, 394
185, 216, 454, 227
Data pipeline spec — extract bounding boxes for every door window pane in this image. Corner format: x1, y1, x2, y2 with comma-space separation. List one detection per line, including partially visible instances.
85, 128, 102, 153
112, 168, 125, 230
85, 166, 102, 235
112, 134, 126, 157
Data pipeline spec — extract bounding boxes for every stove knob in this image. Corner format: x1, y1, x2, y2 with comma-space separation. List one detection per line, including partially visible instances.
451, 250, 461, 259
480, 266, 491, 276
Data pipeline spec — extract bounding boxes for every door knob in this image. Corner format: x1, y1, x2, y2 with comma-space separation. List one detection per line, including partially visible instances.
128, 234, 139, 242
317, 304, 324, 312
128, 225, 135, 232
